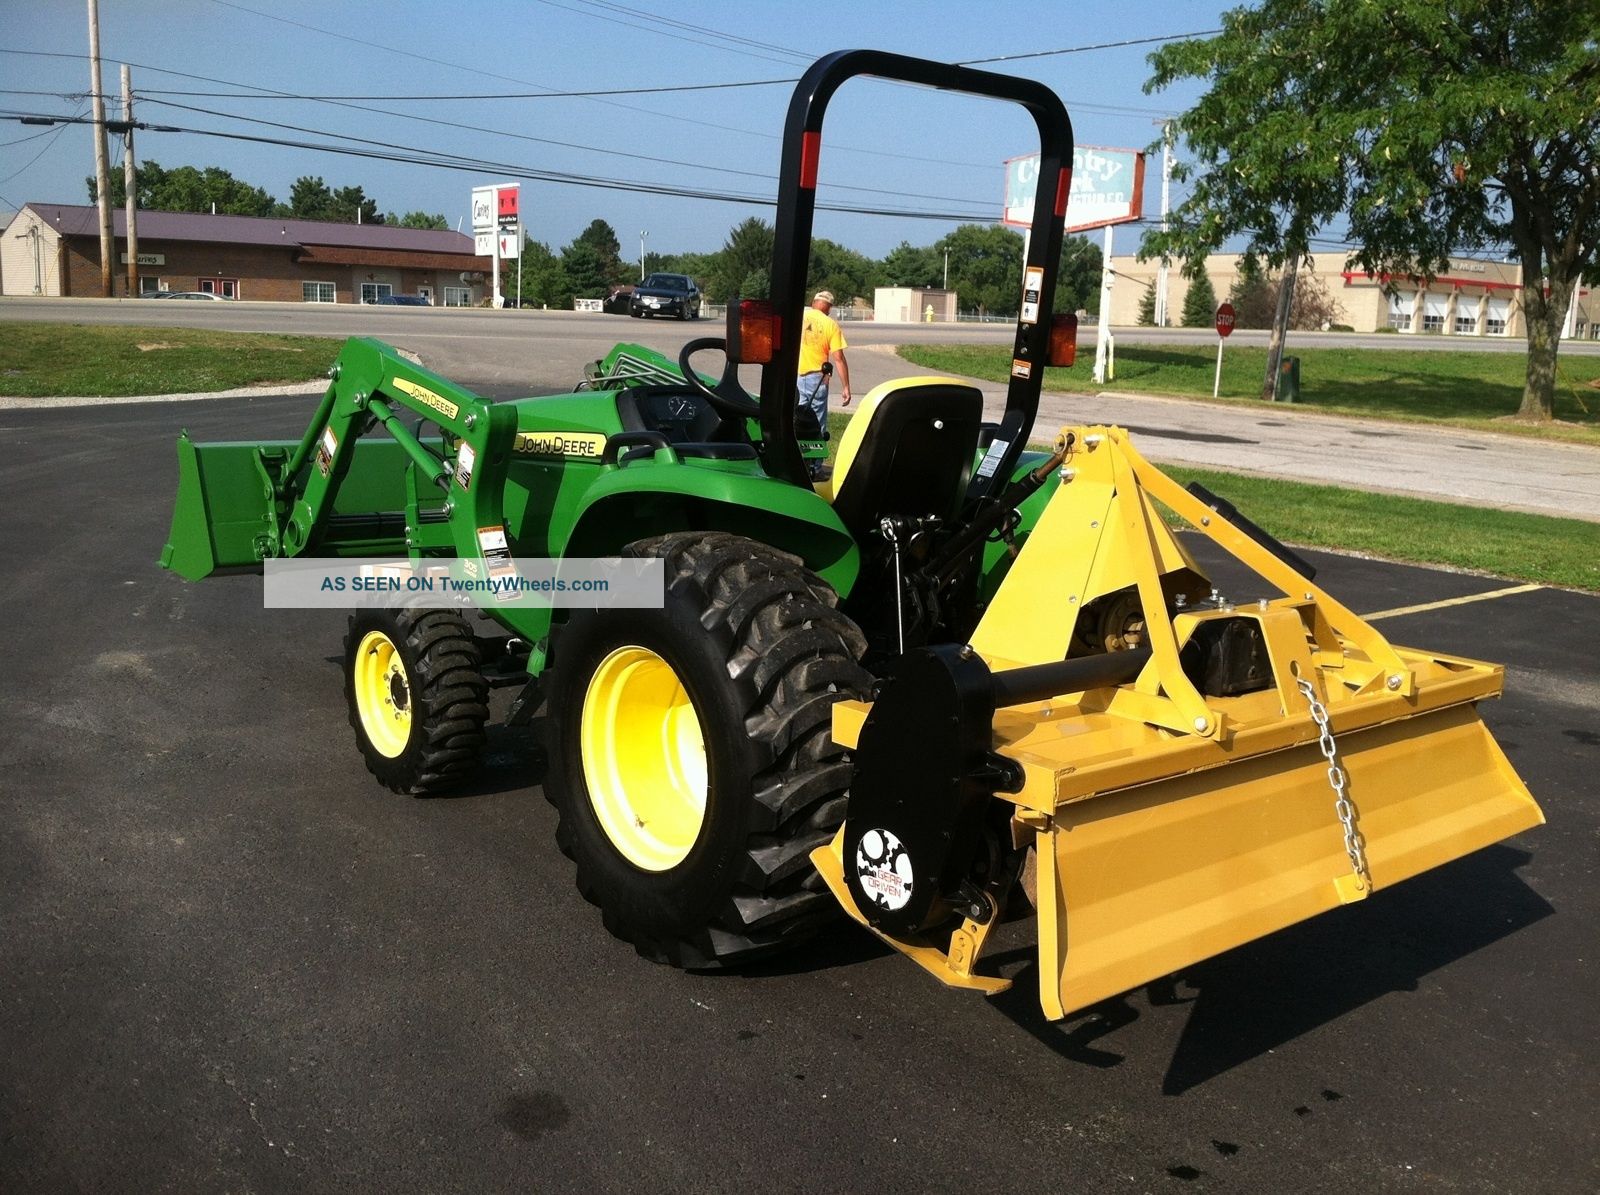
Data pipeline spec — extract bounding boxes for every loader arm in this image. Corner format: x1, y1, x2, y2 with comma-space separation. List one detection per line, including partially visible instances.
161, 338, 551, 645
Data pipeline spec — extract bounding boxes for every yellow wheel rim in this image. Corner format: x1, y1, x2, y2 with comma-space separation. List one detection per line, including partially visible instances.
354, 630, 413, 758
580, 645, 708, 872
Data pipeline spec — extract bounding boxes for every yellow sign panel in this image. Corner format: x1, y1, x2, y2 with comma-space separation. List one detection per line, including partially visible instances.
391, 377, 461, 421
513, 431, 607, 459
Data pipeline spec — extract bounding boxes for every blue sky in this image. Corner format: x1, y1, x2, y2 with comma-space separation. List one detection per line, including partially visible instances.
2, 0, 1224, 259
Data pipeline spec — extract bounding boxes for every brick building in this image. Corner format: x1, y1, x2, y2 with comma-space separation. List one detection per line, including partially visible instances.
1109, 250, 1598, 340
1, 203, 492, 305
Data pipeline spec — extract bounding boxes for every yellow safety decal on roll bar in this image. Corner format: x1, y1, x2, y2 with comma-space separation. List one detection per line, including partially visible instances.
392, 377, 461, 421
1011, 358, 1033, 379
513, 431, 607, 459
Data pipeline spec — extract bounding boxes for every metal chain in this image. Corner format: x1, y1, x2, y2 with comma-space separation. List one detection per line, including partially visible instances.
1295, 675, 1372, 891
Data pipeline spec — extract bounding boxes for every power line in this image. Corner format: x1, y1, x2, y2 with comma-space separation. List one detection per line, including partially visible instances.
0, 48, 982, 171
193, 0, 823, 148
133, 79, 796, 101
0, 110, 996, 222
959, 31, 1223, 65
565, 0, 811, 64
138, 95, 999, 207
0, 105, 83, 186
528, 0, 809, 67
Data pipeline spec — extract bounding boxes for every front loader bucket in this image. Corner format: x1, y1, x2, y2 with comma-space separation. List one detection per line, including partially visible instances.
1033, 702, 1540, 1019
160, 432, 279, 580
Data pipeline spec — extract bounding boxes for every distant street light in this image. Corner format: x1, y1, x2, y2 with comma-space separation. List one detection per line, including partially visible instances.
640, 230, 648, 281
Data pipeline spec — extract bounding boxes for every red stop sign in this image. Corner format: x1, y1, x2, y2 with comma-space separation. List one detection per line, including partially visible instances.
1214, 302, 1236, 337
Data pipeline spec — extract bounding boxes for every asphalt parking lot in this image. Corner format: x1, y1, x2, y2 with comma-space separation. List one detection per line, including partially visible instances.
2, 392, 1596, 1193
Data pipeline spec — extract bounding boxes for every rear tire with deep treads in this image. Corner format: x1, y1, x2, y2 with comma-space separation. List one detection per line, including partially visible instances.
344, 605, 489, 795
545, 531, 871, 968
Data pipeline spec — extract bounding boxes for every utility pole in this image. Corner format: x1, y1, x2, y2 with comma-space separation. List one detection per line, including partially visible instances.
121, 64, 138, 297
1153, 120, 1173, 327
87, 0, 115, 296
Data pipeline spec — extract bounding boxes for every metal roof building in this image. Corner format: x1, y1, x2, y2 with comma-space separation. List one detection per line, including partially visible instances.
1, 203, 492, 305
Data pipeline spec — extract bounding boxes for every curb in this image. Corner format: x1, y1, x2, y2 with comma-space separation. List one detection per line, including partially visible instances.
0, 380, 328, 411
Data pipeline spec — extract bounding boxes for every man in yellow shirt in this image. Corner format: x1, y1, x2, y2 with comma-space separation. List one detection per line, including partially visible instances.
797, 291, 852, 460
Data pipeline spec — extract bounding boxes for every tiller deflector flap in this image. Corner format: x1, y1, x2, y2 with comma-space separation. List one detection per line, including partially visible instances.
819, 426, 1542, 1020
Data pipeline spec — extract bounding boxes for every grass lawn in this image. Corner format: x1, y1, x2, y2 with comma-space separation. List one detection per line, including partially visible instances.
897, 342, 1600, 446
824, 410, 1599, 590
0, 322, 340, 397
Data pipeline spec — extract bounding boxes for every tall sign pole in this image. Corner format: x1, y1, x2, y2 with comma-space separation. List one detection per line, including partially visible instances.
121, 64, 139, 297
1092, 223, 1115, 384
496, 186, 520, 307
1153, 120, 1172, 327
86, 0, 114, 296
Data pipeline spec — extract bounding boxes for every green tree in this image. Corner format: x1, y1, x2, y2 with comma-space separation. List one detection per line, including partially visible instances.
807, 237, 877, 304
1056, 235, 1102, 314
1143, 2, 1600, 418
89, 161, 278, 216
1228, 255, 1276, 329
389, 210, 447, 230
647, 250, 716, 288
711, 217, 774, 302
516, 240, 570, 309
938, 223, 1024, 315
1180, 268, 1218, 327
559, 239, 611, 299
289, 176, 334, 219
878, 241, 943, 288
572, 219, 626, 286
287, 177, 381, 223
1137, 281, 1157, 326
331, 185, 382, 224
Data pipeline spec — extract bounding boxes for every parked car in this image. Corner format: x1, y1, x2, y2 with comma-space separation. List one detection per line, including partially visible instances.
152, 291, 232, 300
629, 273, 700, 319
602, 286, 633, 315
369, 294, 431, 306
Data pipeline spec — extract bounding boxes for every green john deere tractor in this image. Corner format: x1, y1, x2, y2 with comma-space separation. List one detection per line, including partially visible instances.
162, 50, 1539, 1019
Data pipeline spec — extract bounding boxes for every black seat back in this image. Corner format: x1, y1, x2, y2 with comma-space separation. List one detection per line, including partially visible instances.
829, 380, 984, 542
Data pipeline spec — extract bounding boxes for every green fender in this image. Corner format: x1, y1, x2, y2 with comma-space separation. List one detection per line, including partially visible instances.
557, 455, 860, 596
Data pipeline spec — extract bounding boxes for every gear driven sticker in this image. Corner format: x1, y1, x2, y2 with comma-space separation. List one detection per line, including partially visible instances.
855, 828, 914, 912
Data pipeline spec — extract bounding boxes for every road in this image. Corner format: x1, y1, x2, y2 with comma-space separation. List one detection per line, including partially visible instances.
5, 295, 1600, 360
5, 297, 1599, 521
1, 394, 1595, 1193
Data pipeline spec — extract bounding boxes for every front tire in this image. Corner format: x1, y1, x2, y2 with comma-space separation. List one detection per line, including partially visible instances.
344, 606, 489, 794
546, 532, 870, 967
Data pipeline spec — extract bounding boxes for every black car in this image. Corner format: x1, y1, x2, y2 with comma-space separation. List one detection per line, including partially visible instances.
602, 286, 633, 315
629, 273, 700, 319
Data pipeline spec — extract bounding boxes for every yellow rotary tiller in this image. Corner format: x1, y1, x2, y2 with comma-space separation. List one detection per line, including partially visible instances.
814, 426, 1542, 1020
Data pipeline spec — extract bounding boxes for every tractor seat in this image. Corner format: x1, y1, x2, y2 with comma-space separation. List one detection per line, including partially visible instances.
818, 377, 984, 542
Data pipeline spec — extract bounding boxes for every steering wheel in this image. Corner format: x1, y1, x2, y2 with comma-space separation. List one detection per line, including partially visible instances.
678, 337, 761, 420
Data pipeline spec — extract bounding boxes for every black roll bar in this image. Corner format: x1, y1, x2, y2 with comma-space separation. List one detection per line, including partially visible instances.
757, 50, 1074, 490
